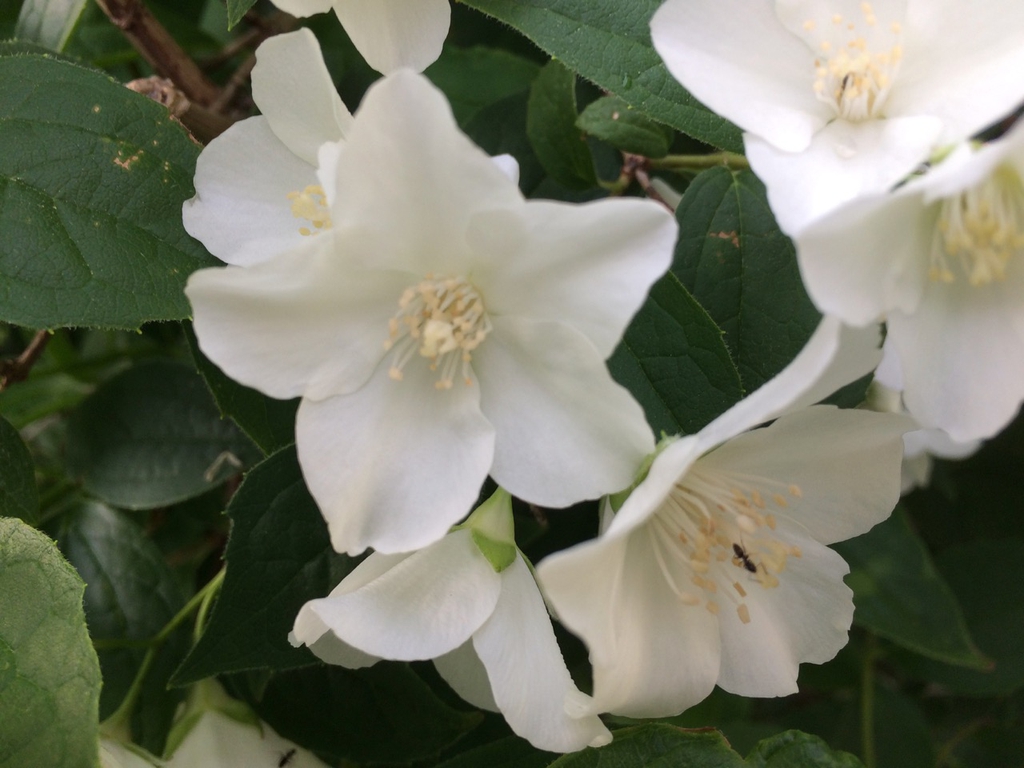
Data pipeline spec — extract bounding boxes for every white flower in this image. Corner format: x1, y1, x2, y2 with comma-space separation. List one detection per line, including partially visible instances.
269, 0, 450, 73
536, 317, 909, 718
864, 379, 980, 493
651, 0, 1024, 234
290, 489, 612, 753
183, 29, 352, 267
100, 740, 161, 768
186, 70, 675, 556
795, 119, 1024, 441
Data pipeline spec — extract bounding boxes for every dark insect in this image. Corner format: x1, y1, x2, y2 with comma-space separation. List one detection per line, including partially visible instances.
278, 749, 297, 767
732, 543, 758, 574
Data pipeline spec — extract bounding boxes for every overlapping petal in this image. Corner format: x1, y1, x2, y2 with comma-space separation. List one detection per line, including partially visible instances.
473, 556, 612, 751
333, 0, 451, 74
296, 363, 495, 555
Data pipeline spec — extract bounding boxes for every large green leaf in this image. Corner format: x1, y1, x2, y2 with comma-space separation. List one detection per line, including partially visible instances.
0, 46, 217, 329
899, 538, 1024, 695
15, 0, 89, 51
426, 45, 540, 127
435, 735, 556, 768
185, 323, 297, 457
461, 0, 742, 152
0, 517, 101, 768
172, 446, 353, 684
608, 271, 743, 437
527, 60, 597, 189
234, 663, 481, 765
746, 730, 862, 768
65, 360, 260, 509
673, 167, 821, 393
55, 501, 189, 756
0, 416, 37, 524
835, 507, 988, 669
550, 724, 745, 767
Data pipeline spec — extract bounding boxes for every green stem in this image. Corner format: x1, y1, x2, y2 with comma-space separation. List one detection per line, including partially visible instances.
647, 151, 750, 172
99, 568, 226, 733
860, 633, 878, 768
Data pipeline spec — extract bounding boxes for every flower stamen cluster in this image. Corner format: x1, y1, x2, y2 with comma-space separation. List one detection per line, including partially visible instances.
930, 165, 1024, 285
385, 274, 492, 389
649, 466, 804, 626
287, 184, 332, 236
808, 3, 902, 122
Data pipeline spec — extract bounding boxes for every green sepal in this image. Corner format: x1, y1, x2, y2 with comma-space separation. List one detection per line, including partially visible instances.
608, 433, 678, 512
459, 488, 517, 573
163, 679, 260, 757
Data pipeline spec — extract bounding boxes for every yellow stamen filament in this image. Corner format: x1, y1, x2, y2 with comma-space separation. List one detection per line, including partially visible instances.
805, 3, 903, 122
287, 185, 332, 236
384, 274, 492, 389
929, 164, 1024, 286
646, 464, 806, 631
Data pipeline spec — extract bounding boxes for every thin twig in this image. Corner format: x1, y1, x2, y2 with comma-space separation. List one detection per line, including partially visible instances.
0, 330, 50, 392
95, 0, 221, 106
209, 55, 256, 114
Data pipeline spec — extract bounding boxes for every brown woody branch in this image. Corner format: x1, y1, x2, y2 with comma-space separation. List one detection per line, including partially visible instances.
95, 0, 221, 107
0, 330, 50, 392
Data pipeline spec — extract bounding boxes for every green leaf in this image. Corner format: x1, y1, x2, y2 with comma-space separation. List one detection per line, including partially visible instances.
435, 735, 556, 768
225, 0, 256, 29
0, 47, 218, 329
171, 446, 354, 684
185, 323, 297, 456
900, 538, 1024, 695
577, 95, 673, 158
834, 507, 989, 669
0, 416, 38, 524
550, 724, 745, 767
54, 501, 189, 756
65, 360, 260, 510
464, 91, 547, 195
673, 167, 821, 393
234, 663, 482, 765
0, 517, 101, 768
426, 45, 540, 126
608, 272, 743, 437
15, 0, 89, 51
746, 730, 863, 768
461, 0, 742, 152
527, 60, 597, 190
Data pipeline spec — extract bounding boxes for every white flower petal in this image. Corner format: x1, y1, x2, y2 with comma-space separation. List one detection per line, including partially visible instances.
745, 116, 942, 235
795, 183, 932, 325
333, 0, 451, 74
476, 316, 653, 508
651, 0, 828, 153
472, 556, 611, 751
292, 530, 502, 659
538, 530, 721, 718
250, 28, 352, 165
715, 530, 854, 697
697, 316, 882, 451
433, 640, 499, 712
100, 741, 159, 768
325, 70, 521, 276
890, 0, 1024, 141
474, 198, 676, 358
182, 117, 317, 267
888, 275, 1024, 442
295, 362, 495, 555
698, 406, 909, 545
186, 240, 402, 400
166, 710, 327, 768
269, 0, 333, 16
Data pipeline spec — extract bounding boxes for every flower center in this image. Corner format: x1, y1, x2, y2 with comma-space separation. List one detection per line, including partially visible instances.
929, 164, 1024, 286
648, 465, 804, 625
287, 185, 332, 236
384, 274, 492, 390
804, 4, 903, 121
